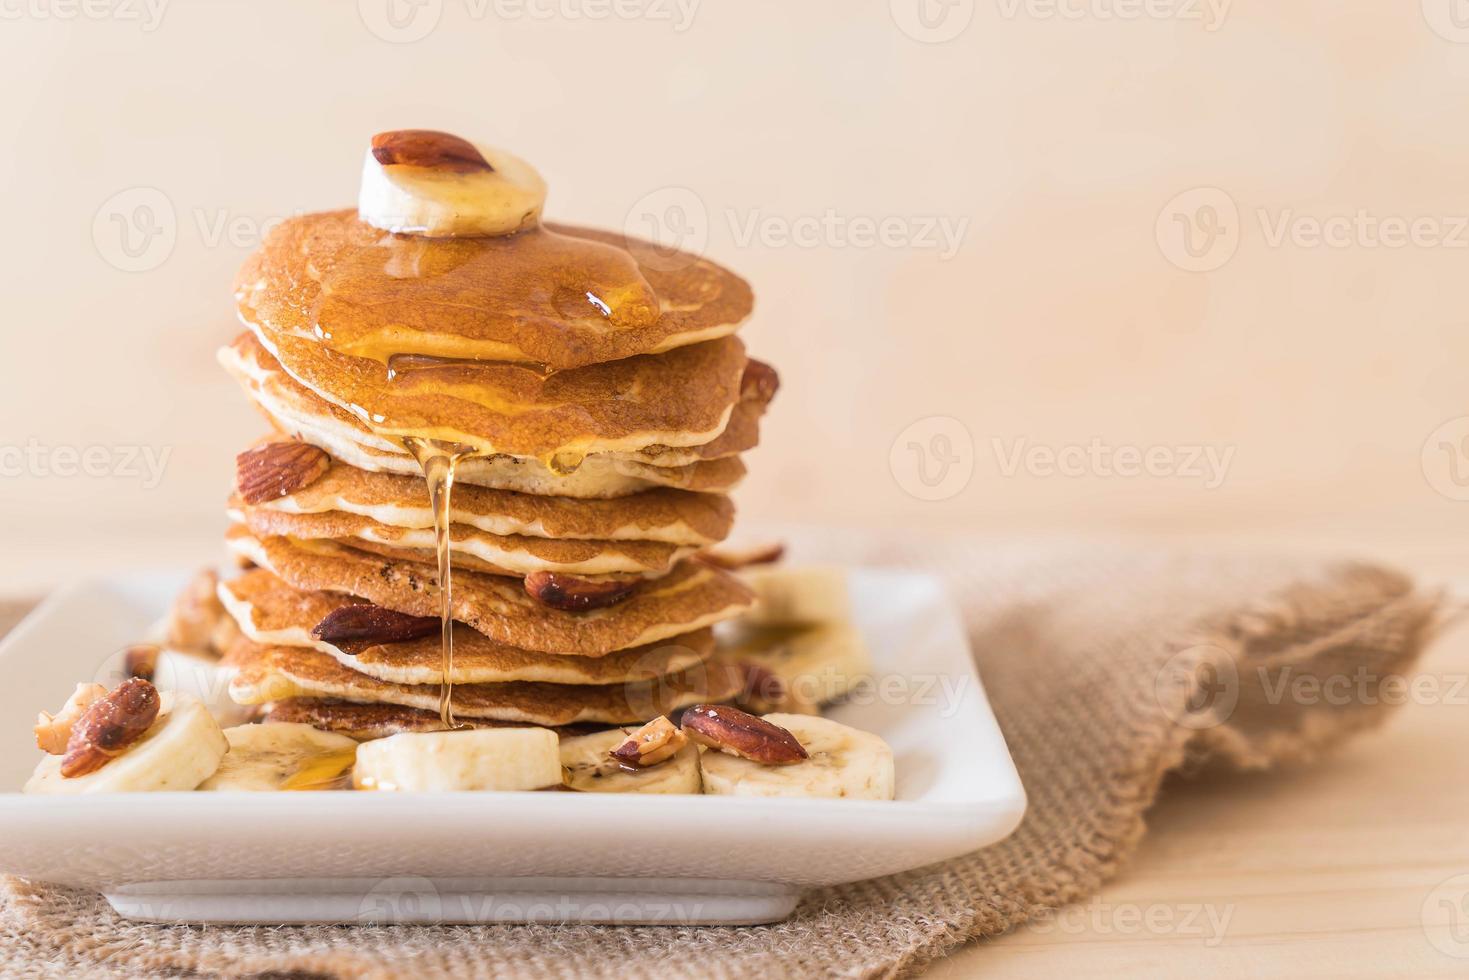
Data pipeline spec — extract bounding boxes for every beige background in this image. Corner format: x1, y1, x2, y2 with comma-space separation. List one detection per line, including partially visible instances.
1, 0, 1466, 589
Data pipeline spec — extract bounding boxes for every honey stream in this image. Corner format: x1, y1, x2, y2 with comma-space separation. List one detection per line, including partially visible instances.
402, 437, 476, 729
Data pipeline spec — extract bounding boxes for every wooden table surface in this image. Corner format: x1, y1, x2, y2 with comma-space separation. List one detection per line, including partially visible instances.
931, 559, 1469, 978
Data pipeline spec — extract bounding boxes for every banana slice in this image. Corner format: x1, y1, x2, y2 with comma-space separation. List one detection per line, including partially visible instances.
721, 621, 873, 708
198, 723, 358, 791
24, 694, 227, 794
560, 728, 702, 795
698, 714, 895, 800
359, 130, 546, 238
353, 728, 560, 791
739, 565, 851, 627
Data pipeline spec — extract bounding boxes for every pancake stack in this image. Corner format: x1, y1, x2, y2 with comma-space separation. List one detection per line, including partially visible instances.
211, 131, 772, 739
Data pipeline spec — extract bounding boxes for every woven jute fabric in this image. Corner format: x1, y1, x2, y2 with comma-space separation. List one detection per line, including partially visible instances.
0, 538, 1444, 979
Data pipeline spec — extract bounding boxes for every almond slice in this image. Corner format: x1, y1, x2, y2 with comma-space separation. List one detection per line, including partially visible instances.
235, 441, 331, 505
680, 704, 808, 766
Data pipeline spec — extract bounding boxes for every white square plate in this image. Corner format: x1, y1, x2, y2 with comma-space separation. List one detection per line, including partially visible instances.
0, 567, 1024, 925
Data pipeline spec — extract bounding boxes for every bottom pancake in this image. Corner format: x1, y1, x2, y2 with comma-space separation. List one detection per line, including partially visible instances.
225, 639, 744, 726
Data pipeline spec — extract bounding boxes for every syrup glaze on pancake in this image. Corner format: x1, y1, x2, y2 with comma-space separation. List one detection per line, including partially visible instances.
246, 325, 748, 462
220, 569, 716, 685
245, 451, 735, 546
227, 527, 753, 656
234, 211, 753, 370
226, 639, 744, 726
233, 506, 696, 578
220, 334, 769, 475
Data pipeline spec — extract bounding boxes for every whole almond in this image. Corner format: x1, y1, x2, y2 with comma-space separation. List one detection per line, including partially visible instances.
61, 678, 161, 778
523, 571, 640, 612
312, 604, 440, 645
371, 130, 494, 173
680, 704, 808, 766
236, 441, 331, 505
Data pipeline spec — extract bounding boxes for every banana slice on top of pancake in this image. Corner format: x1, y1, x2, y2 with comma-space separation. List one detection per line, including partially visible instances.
358, 130, 546, 238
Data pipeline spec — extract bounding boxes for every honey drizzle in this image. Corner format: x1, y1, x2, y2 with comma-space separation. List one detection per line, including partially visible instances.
402, 436, 477, 729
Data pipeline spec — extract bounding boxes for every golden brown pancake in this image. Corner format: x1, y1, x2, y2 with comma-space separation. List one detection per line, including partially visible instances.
227, 639, 744, 726
234, 212, 753, 370
260, 699, 604, 740
245, 451, 736, 546
233, 506, 695, 578
246, 326, 747, 460
227, 527, 753, 656
221, 333, 771, 466
220, 338, 754, 496
220, 569, 716, 685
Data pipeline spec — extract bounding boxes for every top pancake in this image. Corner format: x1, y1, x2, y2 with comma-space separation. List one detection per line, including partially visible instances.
234, 211, 753, 371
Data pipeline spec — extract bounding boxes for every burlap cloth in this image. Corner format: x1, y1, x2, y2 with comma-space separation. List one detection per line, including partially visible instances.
0, 537, 1447, 978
